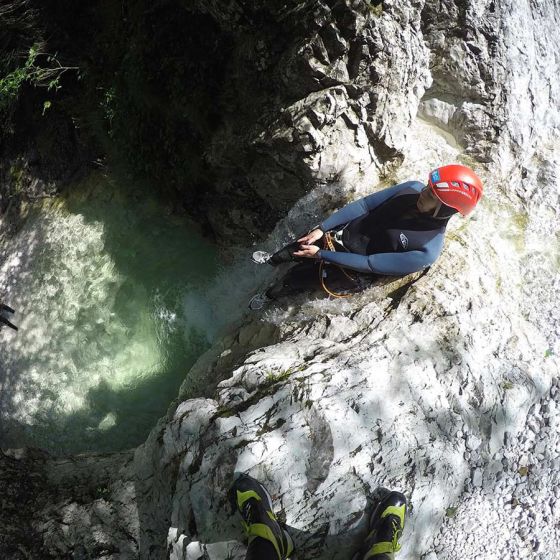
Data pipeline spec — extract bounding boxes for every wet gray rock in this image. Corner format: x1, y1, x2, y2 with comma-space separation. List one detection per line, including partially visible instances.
187, 0, 431, 240
0, 448, 138, 559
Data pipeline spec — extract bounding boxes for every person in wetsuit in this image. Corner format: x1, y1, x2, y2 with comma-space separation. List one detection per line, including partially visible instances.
250, 164, 483, 307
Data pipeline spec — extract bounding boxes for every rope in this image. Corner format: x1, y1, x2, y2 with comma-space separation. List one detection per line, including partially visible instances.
319, 232, 358, 298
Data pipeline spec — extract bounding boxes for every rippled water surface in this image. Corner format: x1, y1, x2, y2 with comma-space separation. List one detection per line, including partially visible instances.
0, 174, 219, 454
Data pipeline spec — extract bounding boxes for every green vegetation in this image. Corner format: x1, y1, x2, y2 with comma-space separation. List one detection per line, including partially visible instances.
215, 405, 238, 418
0, 2, 227, 207
99, 86, 117, 135
0, 45, 77, 113
265, 368, 296, 385
94, 485, 111, 499
501, 381, 514, 390
367, 2, 383, 17
445, 506, 458, 518
511, 209, 529, 232
8, 163, 25, 193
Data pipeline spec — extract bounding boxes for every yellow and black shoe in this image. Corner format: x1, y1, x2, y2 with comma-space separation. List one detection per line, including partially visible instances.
354, 490, 407, 560
230, 474, 294, 560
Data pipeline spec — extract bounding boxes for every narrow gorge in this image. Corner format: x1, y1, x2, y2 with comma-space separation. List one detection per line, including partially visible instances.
0, 1, 558, 559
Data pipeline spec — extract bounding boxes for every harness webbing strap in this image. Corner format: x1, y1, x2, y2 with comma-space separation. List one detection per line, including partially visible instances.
319, 232, 358, 298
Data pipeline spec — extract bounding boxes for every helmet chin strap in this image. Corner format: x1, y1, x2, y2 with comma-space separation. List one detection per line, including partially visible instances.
432, 202, 458, 219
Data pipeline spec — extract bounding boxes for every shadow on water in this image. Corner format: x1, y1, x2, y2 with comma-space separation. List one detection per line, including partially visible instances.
2, 328, 209, 454
0, 170, 220, 454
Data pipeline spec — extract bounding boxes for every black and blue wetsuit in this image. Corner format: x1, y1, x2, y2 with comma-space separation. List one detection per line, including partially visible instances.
318, 181, 447, 275
266, 181, 451, 298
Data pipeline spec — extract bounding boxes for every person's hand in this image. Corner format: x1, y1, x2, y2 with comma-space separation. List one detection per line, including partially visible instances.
297, 228, 324, 245
293, 244, 320, 258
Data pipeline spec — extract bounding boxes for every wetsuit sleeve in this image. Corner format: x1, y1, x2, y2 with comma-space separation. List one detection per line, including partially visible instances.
320, 182, 415, 232
318, 248, 437, 275
318, 229, 443, 275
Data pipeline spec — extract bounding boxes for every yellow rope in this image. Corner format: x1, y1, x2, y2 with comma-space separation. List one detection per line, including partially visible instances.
319, 232, 357, 298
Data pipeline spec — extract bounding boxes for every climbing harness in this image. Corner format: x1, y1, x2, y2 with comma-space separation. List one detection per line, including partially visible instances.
319, 232, 360, 298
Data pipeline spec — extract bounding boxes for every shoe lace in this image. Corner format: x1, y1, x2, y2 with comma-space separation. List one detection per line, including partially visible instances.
242, 501, 256, 526
391, 519, 403, 552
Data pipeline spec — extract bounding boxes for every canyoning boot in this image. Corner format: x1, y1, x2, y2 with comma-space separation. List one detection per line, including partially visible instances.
0, 314, 18, 331
230, 474, 294, 560
252, 250, 272, 264
0, 305, 18, 331
353, 490, 407, 560
248, 292, 272, 310
0, 303, 15, 314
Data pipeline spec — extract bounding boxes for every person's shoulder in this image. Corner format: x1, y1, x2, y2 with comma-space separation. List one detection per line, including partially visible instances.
391, 180, 424, 194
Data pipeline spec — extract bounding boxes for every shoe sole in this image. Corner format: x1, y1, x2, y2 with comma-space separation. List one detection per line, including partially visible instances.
251, 251, 271, 265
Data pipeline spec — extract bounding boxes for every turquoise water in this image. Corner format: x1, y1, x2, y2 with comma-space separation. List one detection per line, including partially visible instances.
0, 174, 219, 454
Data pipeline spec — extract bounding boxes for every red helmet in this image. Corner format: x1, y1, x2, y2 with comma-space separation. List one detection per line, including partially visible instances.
427, 164, 483, 216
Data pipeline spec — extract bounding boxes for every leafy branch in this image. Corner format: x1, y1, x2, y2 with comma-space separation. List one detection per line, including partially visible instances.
0, 45, 79, 111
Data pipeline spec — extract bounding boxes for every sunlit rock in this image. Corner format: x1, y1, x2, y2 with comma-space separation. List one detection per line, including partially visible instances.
1, 1, 559, 559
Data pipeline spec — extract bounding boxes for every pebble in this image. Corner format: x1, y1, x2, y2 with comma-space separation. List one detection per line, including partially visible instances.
472, 469, 483, 487
534, 441, 546, 455
427, 363, 560, 560
527, 419, 540, 433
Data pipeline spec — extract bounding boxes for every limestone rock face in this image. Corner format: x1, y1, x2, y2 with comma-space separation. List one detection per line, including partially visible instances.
2, 1, 560, 559
419, 0, 560, 178
144, 114, 560, 559
136, 0, 560, 558
189, 0, 431, 240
